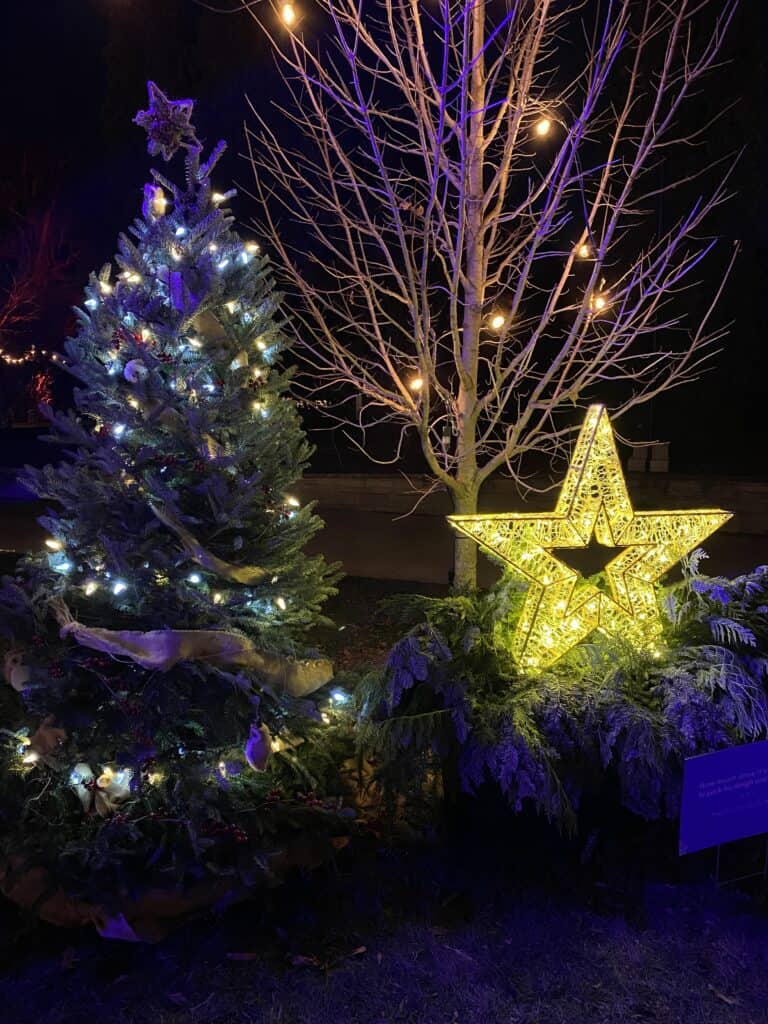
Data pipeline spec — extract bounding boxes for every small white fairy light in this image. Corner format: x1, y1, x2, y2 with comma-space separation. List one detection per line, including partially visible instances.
275, 596, 287, 611
188, 573, 202, 584
45, 538, 63, 552
112, 580, 127, 595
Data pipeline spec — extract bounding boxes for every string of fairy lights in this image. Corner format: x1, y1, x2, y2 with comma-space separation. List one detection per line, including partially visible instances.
399, 114, 608, 394
0, 345, 62, 366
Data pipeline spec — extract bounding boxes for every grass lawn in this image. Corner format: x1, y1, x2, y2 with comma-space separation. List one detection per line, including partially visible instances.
2, 577, 768, 1023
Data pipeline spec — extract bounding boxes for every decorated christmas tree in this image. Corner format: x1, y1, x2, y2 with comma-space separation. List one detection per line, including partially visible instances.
0, 85, 348, 937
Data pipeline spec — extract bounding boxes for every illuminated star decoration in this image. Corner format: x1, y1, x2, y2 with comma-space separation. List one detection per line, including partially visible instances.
134, 82, 198, 162
449, 405, 731, 671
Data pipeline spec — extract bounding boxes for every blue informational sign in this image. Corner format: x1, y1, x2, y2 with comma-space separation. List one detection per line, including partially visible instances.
679, 741, 768, 855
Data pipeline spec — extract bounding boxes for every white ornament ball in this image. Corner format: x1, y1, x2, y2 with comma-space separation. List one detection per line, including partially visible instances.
124, 359, 149, 384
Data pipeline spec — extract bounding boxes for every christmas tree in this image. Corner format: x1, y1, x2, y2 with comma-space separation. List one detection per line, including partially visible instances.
0, 85, 349, 935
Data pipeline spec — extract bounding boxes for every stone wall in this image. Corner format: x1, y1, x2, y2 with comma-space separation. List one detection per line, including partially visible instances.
295, 473, 768, 536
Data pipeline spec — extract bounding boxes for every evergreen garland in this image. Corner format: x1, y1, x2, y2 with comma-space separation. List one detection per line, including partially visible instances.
358, 552, 768, 826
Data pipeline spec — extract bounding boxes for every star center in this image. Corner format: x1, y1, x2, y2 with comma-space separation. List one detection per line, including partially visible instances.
552, 540, 625, 579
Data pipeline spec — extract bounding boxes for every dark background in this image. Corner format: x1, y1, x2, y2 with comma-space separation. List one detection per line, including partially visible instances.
0, 0, 765, 476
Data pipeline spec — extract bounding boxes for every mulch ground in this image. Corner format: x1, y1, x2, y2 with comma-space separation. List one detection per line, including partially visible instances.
2, 577, 768, 1023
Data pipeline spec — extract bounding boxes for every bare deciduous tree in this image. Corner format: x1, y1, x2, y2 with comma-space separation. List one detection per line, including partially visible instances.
243, 0, 739, 588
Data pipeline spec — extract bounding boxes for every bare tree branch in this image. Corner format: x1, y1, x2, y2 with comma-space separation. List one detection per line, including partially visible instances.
241, 0, 739, 586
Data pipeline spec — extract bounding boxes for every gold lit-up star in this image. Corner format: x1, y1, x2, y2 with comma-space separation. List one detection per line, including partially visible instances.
449, 405, 731, 670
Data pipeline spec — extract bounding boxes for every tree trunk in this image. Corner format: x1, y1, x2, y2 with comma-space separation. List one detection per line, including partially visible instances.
450, 0, 486, 594
451, 485, 479, 591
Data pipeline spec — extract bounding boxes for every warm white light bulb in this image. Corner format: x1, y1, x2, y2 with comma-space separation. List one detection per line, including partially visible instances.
576, 243, 592, 260
45, 538, 63, 552
275, 596, 287, 611
534, 117, 552, 138
590, 292, 608, 313
409, 375, 424, 392
281, 2, 297, 26
84, 580, 99, 596
212, 192, 226, 205
152, 190, 167, 216
188, 337, 203, 349
490, 313, 506, 330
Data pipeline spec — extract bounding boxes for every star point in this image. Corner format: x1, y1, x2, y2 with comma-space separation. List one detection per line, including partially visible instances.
449, 405, 731, 671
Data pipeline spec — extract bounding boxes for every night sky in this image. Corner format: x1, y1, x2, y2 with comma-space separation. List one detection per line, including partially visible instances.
1, 0, 766, 475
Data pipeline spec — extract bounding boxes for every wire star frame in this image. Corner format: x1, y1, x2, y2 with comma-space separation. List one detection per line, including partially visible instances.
449, 405, 731, 670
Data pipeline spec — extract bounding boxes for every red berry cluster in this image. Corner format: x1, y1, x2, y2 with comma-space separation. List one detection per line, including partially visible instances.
111, 813, 130, 825
81, 654, 111, 671
265, 788, 283, 806
297, 791, 324, 808
160, 454, 179, 467
48, 664, 65, 680
193, 460, 207, 474
200, 820, 248, 844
